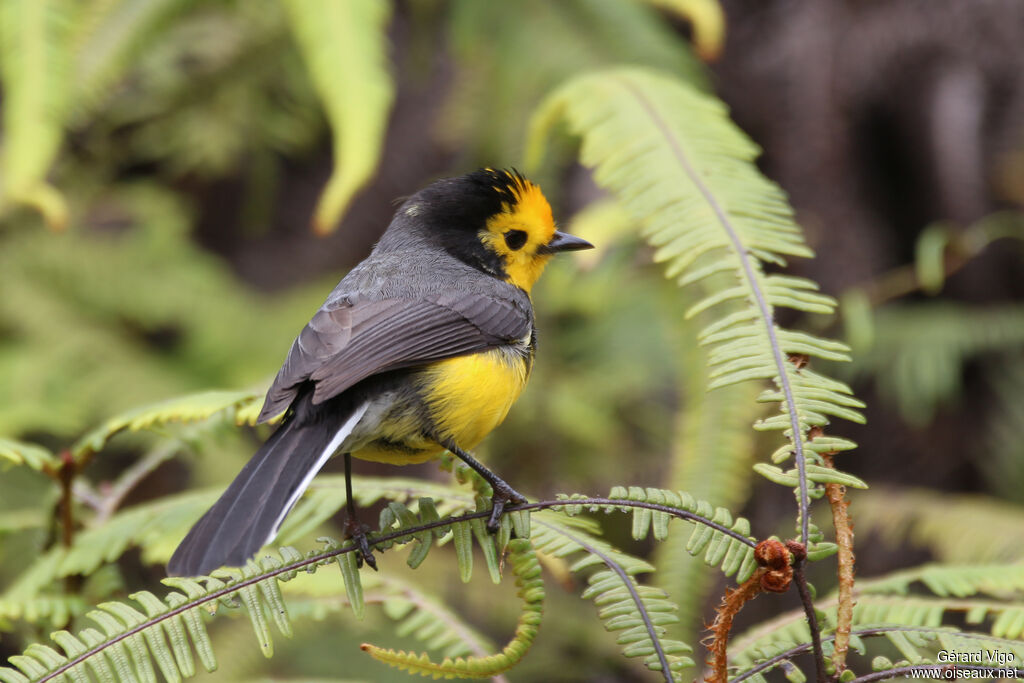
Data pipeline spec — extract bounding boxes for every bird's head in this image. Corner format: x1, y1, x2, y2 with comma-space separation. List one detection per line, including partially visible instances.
391, 169, 593, 292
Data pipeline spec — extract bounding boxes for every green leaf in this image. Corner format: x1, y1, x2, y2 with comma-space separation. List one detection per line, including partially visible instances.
71, 389, 264, 460
280, 0, 394, 234
0, 0, 70, 229
0, 438, 58, 473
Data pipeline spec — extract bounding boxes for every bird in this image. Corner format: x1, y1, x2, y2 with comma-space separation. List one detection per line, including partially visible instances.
167, 169, 593, 577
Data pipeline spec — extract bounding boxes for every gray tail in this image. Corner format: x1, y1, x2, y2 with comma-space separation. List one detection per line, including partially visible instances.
167, 398, 367, 577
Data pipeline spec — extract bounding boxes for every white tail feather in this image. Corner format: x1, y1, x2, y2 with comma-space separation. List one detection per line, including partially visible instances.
266, 402, 369, 542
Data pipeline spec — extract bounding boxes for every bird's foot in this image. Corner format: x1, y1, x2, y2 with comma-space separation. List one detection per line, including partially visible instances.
486, 482, 528, 533
344, 518, 378, 571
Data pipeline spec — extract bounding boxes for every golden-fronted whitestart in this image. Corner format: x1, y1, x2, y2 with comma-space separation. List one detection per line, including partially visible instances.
168, 169, 593, 576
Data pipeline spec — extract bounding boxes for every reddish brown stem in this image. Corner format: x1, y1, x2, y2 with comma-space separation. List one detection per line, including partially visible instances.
705, 570, 765, 683
705, 540, 794, 683
822, 452, 856, 674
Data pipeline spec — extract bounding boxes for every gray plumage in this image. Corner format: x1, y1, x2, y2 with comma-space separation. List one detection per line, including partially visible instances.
168, 174, 536, 577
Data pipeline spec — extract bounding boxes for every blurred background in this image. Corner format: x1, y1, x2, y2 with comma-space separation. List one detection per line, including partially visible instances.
2, 0, 1023, 680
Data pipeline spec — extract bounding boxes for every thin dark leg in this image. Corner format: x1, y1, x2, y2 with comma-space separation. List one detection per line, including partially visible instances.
439, 438, 527, 532
344, 453, 377, 570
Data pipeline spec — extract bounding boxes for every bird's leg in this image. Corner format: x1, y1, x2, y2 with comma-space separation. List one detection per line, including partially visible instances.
344, 453, 377, 570
439, 438, 527, 532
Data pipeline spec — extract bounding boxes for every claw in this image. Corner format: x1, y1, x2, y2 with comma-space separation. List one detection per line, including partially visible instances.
486, 482, 528, 534
344, 518, 378, 571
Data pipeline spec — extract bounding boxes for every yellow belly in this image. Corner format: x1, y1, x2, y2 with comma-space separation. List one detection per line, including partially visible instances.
422, 348, 530, 447
351, 348, 529, 465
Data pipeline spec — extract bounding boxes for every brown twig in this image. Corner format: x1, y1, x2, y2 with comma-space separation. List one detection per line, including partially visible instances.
704, 540, 793, 683
854, 215, 1022, 308
57, 450, 76, 549
95, 442, 179, 524
54, 449, 83, 599
819, 445, 856, 675
705, 571, 765, 683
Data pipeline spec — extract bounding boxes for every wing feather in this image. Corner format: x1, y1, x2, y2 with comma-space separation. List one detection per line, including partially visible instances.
257, 290, 530, 423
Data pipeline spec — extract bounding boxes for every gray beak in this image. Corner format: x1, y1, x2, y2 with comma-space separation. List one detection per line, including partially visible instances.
539, 230, 594, 254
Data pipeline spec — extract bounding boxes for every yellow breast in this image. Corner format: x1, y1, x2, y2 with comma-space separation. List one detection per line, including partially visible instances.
349, 347, 531, 466
420, 347, 530, 449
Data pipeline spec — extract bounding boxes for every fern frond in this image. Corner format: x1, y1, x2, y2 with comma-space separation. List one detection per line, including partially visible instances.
861, 563, 1024, 598
0, 594, 86, 631
530, 511, 693, 681
70, 390, 264, 461
0, 438, 58, 474
0, 542, 365, 683
280, 0, 394, 234
601, 487, 758, 581
361, 538, 543, 679
855, 488, 1024, 562
5, 477, 479, 606
0, 0, 69, 229
528, 66, 864, 545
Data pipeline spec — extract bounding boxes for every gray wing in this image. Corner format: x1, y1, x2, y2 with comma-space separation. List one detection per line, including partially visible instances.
256, 289, 531, 423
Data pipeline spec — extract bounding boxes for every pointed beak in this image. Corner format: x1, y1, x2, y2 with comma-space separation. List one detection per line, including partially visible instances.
539, 230, 594, 255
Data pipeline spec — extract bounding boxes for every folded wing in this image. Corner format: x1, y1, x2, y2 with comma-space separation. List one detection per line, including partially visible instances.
257, 289, 531, 423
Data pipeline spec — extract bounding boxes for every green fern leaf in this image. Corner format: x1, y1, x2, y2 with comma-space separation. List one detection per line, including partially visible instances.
0, 0, 69, 228
280, 0, 394, 234
531, 511, 693, 680
0, 544, 347, 682
527, 66, 864, 544
0, 595, 86, 631
361, 538, 544, 679
71, 390, 264, 461
0, 439, 58, 473
859, 563, 1024, 599
606, 486, 757, 581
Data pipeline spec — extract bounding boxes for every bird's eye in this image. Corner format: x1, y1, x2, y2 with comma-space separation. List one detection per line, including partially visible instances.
504, 229, 528, 251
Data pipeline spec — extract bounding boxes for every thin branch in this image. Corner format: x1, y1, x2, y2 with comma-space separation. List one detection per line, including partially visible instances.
791, 552, 827, 683
94, 442, 180, 524
71, 481, 104, 512
618, 77, 811, 547
36, 497, 747, 682
56, 451, 76, 549
544, 497, 757, 547
848, 212, 1023, 310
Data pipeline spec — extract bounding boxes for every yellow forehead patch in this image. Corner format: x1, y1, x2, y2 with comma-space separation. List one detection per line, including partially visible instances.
481, 176, 557, 292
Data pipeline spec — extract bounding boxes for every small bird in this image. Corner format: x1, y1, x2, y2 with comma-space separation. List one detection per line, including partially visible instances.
167, 169, 593, 576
